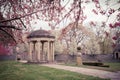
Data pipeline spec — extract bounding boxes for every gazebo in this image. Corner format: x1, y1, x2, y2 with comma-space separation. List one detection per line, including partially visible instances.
27, 29, 55, 63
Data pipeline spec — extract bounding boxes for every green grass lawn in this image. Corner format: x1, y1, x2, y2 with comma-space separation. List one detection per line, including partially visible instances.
104, 62, 120, 71
0, 61, 109, 80
62, 62, 120, 72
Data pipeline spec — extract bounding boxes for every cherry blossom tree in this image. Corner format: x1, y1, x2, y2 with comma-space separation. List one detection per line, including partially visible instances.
58, 22, 95, 54
0, 0, 120, 55
0, 0, 85, 55
89, 0, 120, 53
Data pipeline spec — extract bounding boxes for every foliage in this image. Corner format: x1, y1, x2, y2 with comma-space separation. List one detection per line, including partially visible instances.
0, 0, 85, 45
88, 0, 120, 51
110, 22, 120, 48
0, 44, 9, 55
80, 35, 101, 54
51, 30, 64, 54
16, 43, 28, 54
0, 13, 17, 44
59, 23, 92, 54
0, 0, 120, 55
0, 61, 108, 80
0, 0, 84, 31
55, 40, 64, 54
68, 38, 77, 54
83, 62, 103, 66
99, 37, 113, 54
0, 0, 119, 35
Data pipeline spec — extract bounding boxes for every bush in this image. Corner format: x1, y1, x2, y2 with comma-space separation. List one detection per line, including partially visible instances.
99, 65, 109, 67
83, 62, 103, 66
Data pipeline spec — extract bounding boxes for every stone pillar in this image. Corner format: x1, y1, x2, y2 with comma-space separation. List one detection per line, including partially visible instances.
76, 52, 82, 65
50, 42, 52, 61
29, 42, 33, 62
41, 42, 44, 61
33, 42, 36, 62
37, 41, 41, 62
35, 42, 38, 62
47, 41, 50, 61
51, 42, 54, 61
52, 42, 55, 61
48, 41, 54, 62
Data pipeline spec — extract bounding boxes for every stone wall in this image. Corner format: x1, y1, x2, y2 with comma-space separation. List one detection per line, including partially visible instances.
55, 54, 76, 63
55, 54, 120, 63
0, 52, 28, 61
0, 55, 16, 61
81, 54, 115, 62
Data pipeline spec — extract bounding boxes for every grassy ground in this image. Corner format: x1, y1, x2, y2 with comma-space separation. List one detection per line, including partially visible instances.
62, 62, 120, 72
104, 62, 120, 71
0, 61, 109, 80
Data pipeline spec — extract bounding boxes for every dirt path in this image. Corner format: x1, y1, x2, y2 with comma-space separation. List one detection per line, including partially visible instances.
42, 64, 120, 80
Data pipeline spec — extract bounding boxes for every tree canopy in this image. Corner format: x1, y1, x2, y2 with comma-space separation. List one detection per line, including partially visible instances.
0, 0, 120, 54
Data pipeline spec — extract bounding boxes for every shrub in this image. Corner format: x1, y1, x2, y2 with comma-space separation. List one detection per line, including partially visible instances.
83, 62, 103, 66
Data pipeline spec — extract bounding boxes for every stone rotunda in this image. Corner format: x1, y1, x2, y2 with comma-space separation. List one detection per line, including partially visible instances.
27, 29, 55, 63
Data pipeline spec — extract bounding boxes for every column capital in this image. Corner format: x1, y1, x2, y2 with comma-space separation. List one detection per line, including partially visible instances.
37, 40, 41, 42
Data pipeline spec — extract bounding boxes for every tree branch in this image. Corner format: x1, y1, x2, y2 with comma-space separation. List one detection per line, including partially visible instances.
0, 6, 53, 23
0, 28, 16, 43
19, 18, 26, 28
54, 6, 76, 27
0, 25, 21, 30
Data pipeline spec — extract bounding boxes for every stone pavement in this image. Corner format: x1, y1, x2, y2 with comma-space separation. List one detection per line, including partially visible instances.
42, 64, 120, 80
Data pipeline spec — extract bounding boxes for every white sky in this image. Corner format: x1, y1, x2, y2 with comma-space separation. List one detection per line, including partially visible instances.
31, 0, 120, 31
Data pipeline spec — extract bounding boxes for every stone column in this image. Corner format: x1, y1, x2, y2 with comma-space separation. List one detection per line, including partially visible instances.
37, 41, 41, 62
47, 41, 50, 61
29, 42, 33, 62
33, 42, 36, 62
51, 42, 54, 61
50, 42, 52, 61
34, 42, 38, 62
52, 42, 55, 61
76, 52, 82, 65
41, 42, 44, 61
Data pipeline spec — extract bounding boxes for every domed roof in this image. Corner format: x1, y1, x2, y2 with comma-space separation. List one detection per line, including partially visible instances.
27, 30, 55, 38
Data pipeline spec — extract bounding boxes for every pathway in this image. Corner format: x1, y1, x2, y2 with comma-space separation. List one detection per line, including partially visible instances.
42, 64, 120, 80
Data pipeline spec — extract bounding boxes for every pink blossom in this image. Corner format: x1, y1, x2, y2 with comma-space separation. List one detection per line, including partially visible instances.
92, 0, 99, 3
92, 9, 98, 15
95, 4, 100, 8
0, 44, 9, 55
114, 22, 120, 27
90, 21, 96, 26
100, 10, 106, 15
108, 8, 115, 14
109, 24, 114, 28
112, 36, 117, 40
